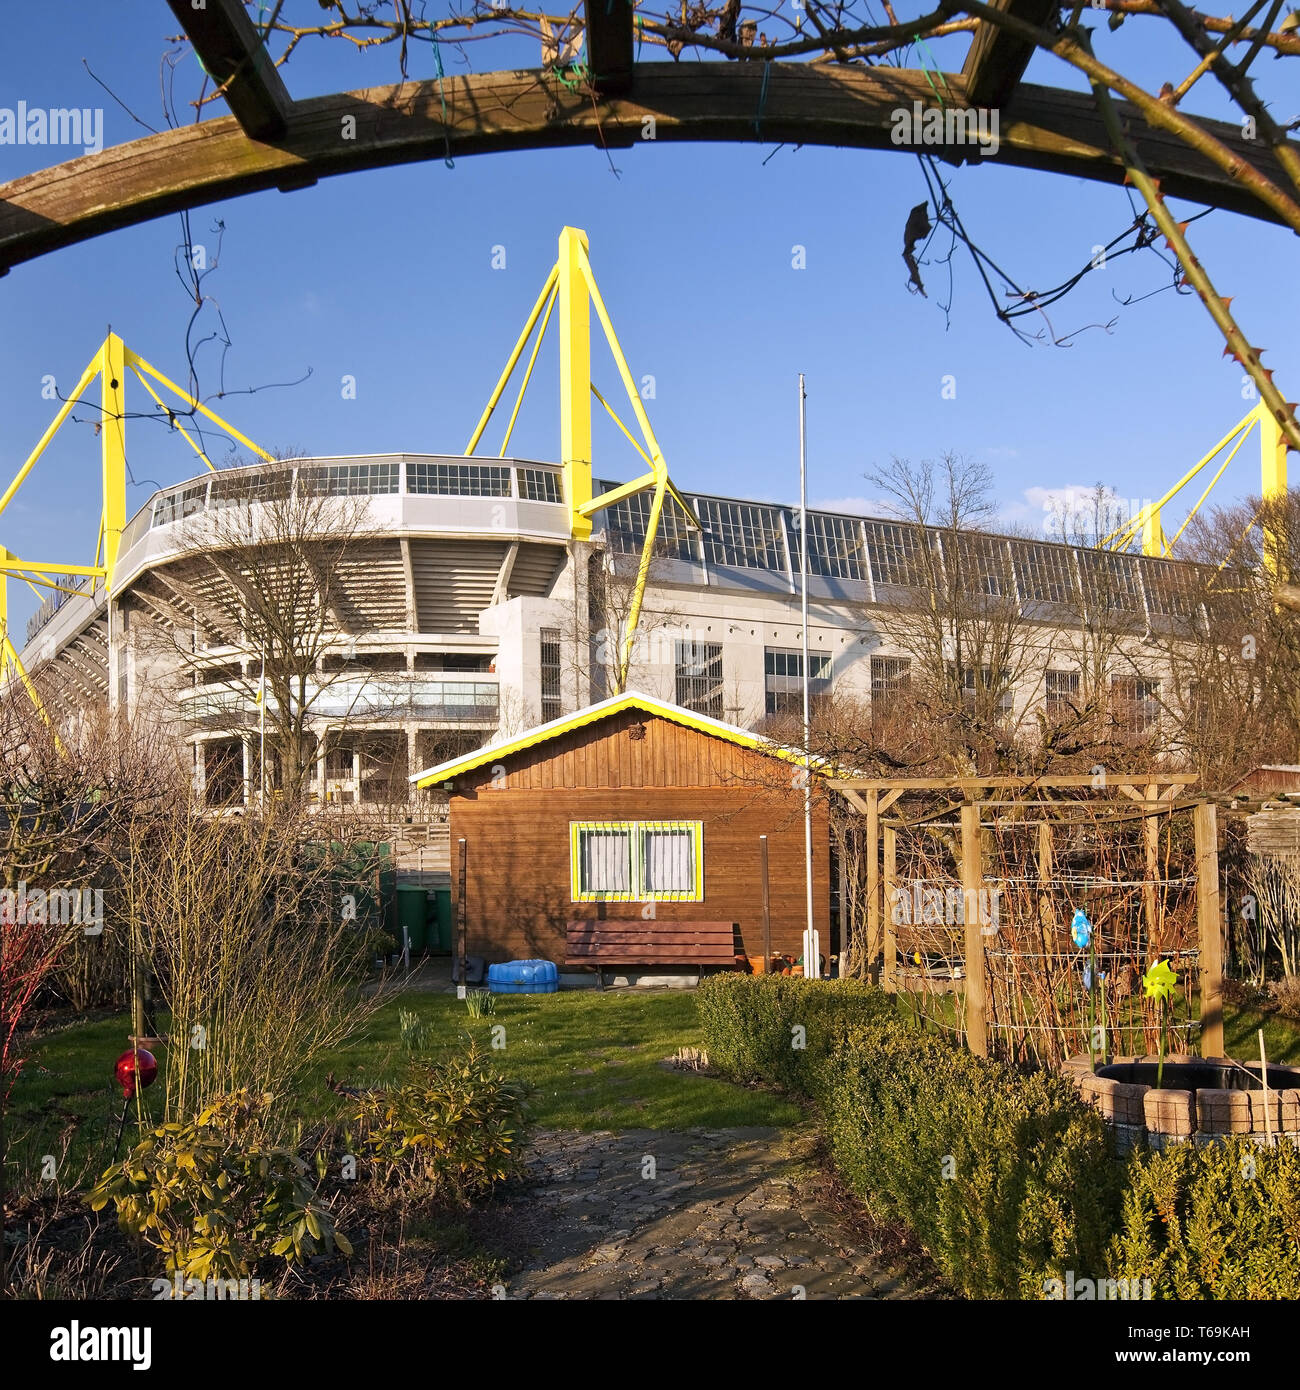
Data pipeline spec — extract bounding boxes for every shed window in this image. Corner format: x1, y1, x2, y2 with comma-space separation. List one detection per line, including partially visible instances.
640, 823, 700, 898
573, 825, 635, 900
570, 821, 704, 902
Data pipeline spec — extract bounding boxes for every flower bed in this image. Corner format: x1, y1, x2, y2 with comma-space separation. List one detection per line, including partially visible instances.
1065, 1053, 1300, 1153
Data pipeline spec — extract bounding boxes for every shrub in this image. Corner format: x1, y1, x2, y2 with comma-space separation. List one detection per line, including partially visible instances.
815, 1021, 1122, 1298
696, 973, 892, 1091
698, 975, 1122, 1298
88, 1090, 349, 1280
1109, 1138, 1300, 1299
351, 1045, 529, 1204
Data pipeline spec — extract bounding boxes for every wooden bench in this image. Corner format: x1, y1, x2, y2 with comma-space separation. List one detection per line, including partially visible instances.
565, 920, 739, 988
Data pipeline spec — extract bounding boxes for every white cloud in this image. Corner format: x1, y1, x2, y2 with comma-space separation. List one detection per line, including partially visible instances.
809, 494, 896, 517
1001, 483, 1142, 541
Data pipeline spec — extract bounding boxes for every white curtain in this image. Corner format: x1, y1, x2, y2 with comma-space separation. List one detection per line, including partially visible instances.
581, 828, 632, 894
642, 827, 693, 895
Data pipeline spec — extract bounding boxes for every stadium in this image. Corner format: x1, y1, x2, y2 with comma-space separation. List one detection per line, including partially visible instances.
3, 228, 1231, 819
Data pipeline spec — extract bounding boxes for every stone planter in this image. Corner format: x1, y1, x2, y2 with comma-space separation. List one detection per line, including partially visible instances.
1065, 1053, 1300, 1153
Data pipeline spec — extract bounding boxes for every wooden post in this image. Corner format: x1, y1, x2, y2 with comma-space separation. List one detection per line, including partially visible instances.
1036, 820, 1055, 936
865, 787, 881, 977
882, 822, 897, 993
456, 835, 468, 1000
961, 801, 988, 1057
760, 834, 772, 966
1143, 781, 1160, 951
1194, 801, 1224, 1057
1036, 818, 1063, 1044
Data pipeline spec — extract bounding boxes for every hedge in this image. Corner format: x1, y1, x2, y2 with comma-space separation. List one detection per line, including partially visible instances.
697, 974, 1300, 1300
1110, 1138, 1300, 1299
696, 975, 894, 1091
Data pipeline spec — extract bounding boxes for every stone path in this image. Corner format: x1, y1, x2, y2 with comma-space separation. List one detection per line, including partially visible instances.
498, 1127, 935, 1300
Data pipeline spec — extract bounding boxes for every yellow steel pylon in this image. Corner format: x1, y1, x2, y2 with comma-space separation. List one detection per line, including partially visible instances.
1105, 401, 1291, 576
0, 332, 273, 724
466, 226, 700, 688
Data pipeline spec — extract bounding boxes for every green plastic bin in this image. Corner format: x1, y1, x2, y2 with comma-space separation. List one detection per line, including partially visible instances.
396, 885, 428, 954
426, 888, 453, 954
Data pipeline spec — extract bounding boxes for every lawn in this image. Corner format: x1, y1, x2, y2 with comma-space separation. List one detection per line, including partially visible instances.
316, 989, 803, 1130
5, 989, 801, 1190
7, 985, 1298, 1195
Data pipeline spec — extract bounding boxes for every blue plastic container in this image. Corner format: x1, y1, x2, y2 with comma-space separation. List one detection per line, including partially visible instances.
487, 959, 559, 994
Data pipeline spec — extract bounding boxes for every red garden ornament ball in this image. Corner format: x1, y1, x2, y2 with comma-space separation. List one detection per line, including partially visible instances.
113, 1048, 158, 1099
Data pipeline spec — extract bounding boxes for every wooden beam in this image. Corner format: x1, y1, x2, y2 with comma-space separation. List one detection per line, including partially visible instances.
831, 774, 1198, 791
963, 0, 1059, 108
165, 0, 292, 141
583, 0, 635, 96
960, 802, 989, 1056
865, 787, 881, 974
882, 821, 897, 993
1194, 801, 1224, 1057
1142, 780, 1161, 952
2, 66, 1293, 274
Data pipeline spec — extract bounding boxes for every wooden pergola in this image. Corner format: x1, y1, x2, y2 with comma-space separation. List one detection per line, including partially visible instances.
828, 774, 1223, 1059
1, 0, 1295, 273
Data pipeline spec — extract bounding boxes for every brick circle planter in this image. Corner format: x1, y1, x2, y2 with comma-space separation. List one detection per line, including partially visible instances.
1065, 1053, 1300, 1152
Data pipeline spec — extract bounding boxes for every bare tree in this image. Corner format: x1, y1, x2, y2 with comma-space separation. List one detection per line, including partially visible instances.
1162, 486, 1300, 778
862, 453, 1039, 774
129, 458, 403, 803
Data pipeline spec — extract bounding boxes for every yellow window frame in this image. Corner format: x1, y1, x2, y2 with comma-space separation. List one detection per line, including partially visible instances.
637, 820, 704, 903
570, 821, 637, 902
569, 820, 705, 903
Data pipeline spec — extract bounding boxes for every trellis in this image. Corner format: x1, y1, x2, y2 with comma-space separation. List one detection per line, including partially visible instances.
829, 775, 1223, 1066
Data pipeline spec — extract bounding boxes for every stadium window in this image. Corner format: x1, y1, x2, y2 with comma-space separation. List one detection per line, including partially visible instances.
870, 656, 911, 715
1045, 669, 1081, 720
675, 640, 723, 717
764, 647, 832, 715
540, 627, 562, 722
959, 666, 1015, 717
1111, 676, 1161, 734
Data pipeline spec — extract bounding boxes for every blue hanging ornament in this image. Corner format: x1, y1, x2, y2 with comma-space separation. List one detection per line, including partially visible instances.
1070, 909, 1092, 950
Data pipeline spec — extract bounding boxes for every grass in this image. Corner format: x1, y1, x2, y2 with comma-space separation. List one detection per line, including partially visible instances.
1223, 1001, 1300, 1067
5, 989, 801, 1190
316, 989, 803, 1130
8, 983, 1298, 1196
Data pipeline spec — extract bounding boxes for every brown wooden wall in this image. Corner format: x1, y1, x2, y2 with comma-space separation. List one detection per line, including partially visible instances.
460, 707, 790, 793
449, 711, 831, 966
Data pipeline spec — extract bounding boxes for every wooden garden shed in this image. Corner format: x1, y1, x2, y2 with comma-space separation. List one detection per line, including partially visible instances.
410, 691, 831, 975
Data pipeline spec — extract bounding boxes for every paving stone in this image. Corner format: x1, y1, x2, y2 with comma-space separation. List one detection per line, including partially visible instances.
502, 1126, 933, 1302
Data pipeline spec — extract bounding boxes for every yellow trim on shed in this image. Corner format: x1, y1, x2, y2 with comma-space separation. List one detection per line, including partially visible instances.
411, 690, 783, 789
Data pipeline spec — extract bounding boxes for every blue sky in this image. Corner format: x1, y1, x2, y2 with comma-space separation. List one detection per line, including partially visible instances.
1, 3, 1297, 634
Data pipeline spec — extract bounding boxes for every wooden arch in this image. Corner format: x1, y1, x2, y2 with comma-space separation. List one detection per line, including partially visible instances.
1, 0, 1296, 274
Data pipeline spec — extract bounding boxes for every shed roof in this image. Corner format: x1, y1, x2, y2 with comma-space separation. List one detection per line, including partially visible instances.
410, 690, 798, 788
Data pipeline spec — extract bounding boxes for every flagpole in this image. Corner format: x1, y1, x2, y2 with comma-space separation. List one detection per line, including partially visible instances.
799, 374, 817, 978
